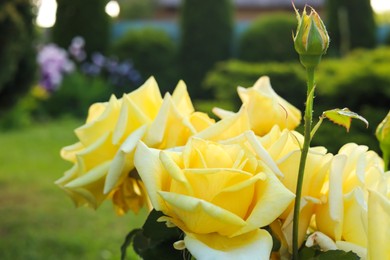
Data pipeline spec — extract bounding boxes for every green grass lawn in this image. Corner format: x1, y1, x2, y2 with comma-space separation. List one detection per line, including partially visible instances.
0, 118, 146, 260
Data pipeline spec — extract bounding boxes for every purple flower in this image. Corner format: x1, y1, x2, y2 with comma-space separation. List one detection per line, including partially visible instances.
80, 63, 102, 76
68, 36, 86, 62
91, 52, 106, 67
37, 44, 74, 92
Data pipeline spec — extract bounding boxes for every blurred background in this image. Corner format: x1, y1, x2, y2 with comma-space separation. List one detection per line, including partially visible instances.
0, 0, 389, 259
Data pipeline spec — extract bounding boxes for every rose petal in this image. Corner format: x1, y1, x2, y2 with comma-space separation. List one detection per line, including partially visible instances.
64, 161, 111, 188
60, 142, 84, 162
171, 80, 194, 115
134, 141, 170, 211
195, 107, 251, 142
75, 95, 121, 146
184, 229, 272, 260
104, 125, 148, 194
189, 112, 215, 132
367, 189, 390, 260
76, 132, 118, 172
328, 154, 347, 240
145, 94, 197, 148
159, 191, 246, 236
112, 94, 151, 145
86, 101, 107, 123
342, 188, 367, 247
125, 76, 162, 119
235, 171, 295, 236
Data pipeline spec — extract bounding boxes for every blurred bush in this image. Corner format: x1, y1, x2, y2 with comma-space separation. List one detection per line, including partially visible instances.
40, 71, 114, 118
238, 12, 298, 62
205, 47, 390, 153
112, 27, 177, 94
179, 0, 233, 99
52, 0, 110, 56
0, 0, 36, 112
317, 47, 390, 111
325, 0, 376, 56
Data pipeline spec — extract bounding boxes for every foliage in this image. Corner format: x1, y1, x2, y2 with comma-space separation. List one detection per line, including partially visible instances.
39, 71, 120, 118
52, 0, 110, 56
0, 90, 40, 130
205, 47, 390, 153
325, 0, 376, 56
179, 0, 233, 99
121, 210, 183, 260
316, 47, 390, 110
0, 0, 36, 112
299, 246, 360, 260
112, 27, 177, 93
238, 12, 298, 62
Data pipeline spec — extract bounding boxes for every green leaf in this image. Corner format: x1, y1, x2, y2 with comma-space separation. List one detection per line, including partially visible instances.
322, 108, 369, 132
128, 209, 184, 260
298, 245, 317, 259
120, 229, 142, 260
142, 209, 181, 241
312, 250, 360, 260
298, 245, 360, 260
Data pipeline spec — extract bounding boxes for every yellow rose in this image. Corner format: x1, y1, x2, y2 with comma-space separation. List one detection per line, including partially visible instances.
258, 125, 332, 251
314, 143, 386, 258
134, 132, 294, 259
56, 77, 214, 214
213, 76, 302, 136
367, 185, 390, 260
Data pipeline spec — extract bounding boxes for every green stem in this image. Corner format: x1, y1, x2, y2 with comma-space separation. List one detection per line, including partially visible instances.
311, 117, 324, 140
292, 67, 315, 260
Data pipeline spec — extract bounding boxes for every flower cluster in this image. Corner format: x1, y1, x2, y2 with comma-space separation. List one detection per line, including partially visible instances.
57, 74, 390, 259
37, 37, 141, 93
37, 43, 75, 92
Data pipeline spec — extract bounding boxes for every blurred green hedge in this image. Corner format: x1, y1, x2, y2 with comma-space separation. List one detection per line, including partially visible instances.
204, 47, 390, 153
52, 0, 110, 56
178, 0, 233, 99
112, 27, 178, 94
238, 12, 298, 62
40, 72, 115, 118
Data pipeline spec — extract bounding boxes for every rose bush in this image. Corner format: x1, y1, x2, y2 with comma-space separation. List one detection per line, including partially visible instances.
134, 131, 294, 259
56, 71, 390, 259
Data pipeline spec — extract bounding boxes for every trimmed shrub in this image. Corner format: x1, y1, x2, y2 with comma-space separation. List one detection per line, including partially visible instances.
179, 0, 233, 99
40, 72, 114, 118
238, 12, 298, 62
112, 27, 177, 94
325, 0, 376, 55
0, 0, 36, 112
317, 47, 390, 110
52, 0, 110, 56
